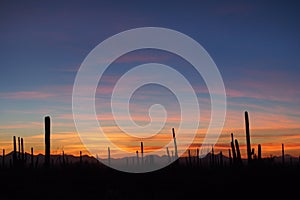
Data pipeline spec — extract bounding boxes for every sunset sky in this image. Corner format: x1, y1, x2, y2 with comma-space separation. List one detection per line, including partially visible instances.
0, 0, 299, 159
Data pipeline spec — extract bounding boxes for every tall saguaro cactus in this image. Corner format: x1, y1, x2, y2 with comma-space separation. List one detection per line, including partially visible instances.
257, 144, 262, 160
235, 139, 242, 165
172, 128, 178, 160
18, 137, 21, 159
245, 111, 252, 163
21, 138, 24, 161
31, 147, 34, 168
141, 142, 144, 166
13, 136, 17, 167
44, 116, 51, 168
166, 147, 171, 162
281, 143, 285, 165
108, 147, 111, 166
230, 133, 237, 163
228, 149, 232, 166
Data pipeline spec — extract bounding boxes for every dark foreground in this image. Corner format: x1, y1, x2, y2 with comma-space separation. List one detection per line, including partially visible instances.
1, 161, 300, 200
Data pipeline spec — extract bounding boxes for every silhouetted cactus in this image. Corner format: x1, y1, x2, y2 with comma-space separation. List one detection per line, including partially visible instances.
13, 136, 17, 167
258, 144, 262, 160
166, 147, 171, 162
235, 139, 242, 165
230, 133, 237, 164
108, 147, 111, 166
282, 143, 285, 165
62, 151, 66, 166
21, 137, 24, 161
18, 136, 20, 159
228, 149, 232, 166
44, 116, 51, 168
196, 148, 199, 167
141, 142, 144, 166
172, 128, 178, 160
245, 111, 252, 163
31, 147, 34, 168
136, 150, 139, 166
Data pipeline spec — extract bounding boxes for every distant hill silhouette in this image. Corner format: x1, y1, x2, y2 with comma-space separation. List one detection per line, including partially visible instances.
1, 150, 299, 169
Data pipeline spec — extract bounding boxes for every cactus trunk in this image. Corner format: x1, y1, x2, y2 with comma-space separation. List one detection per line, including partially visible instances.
258, 144, 261, 160
230, 133, 237, 163
166, 147, 171, 162
31, 147, 34, 168
108, 147, 111, 166
235, 139, 242, 165
141, 142, 144, 166
44, 116, 51, 168
13, 136, 17, 167
62, 151, 65, 166
282, 143, 285, 165
196, 148, 199, 167
18, 136, 20, 160
172, 128, 178, 160
245, 111, 252, 163
21, 137, 24, 161
228, 149, 232, 166
136, 150, 139, 166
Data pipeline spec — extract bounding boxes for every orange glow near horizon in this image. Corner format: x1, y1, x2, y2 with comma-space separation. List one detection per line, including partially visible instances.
0, 109, 300, 159
1, 126, 300, 159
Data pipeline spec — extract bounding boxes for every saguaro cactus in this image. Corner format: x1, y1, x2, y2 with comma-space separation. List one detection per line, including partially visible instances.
13, 136, 17, 167
282, 143, 285, 165
230, 133, 237, 163
18, 137, 21, 159
141, 142, 144, 166
235, 139, 242, 165
44, 116, 51, 168
21, 138, 24, 161
62, 151, 66, 166
31, 147, 34, 168
258, 144, 262, 160
108, 147, 111, 166
228, 149, 232, 166
166, 147, 171, 162
172, 128, 178, 160
136, 150, 139, 166
245, 111, 252, 163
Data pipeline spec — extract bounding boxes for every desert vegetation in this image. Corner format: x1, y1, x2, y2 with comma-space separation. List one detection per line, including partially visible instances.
0, 111, 299, 200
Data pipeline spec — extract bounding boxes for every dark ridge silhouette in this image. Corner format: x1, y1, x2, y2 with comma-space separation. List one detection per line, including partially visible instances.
0, 111, 300, 199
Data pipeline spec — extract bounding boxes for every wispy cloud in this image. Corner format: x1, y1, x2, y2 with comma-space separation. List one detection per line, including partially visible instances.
0, 91, 56, 100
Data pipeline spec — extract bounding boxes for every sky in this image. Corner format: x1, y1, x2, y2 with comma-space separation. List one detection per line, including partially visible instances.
0, 0, 300, 159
